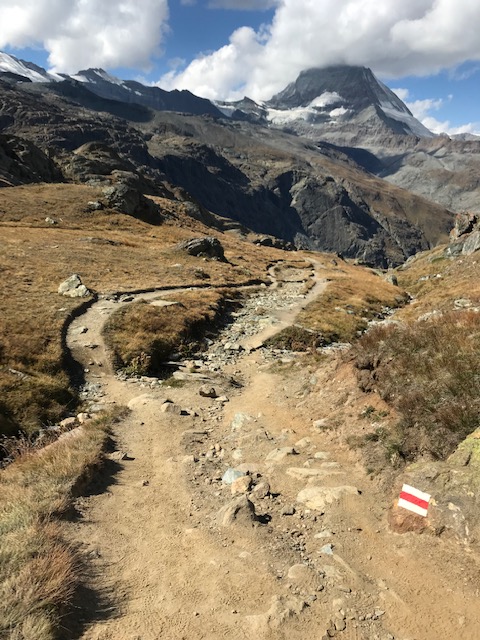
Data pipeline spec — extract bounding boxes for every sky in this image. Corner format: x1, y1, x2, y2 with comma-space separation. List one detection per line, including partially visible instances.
1, 0, 480, 135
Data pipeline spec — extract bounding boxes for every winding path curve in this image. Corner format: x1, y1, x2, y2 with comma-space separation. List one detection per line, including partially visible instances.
63, 260, 480, 640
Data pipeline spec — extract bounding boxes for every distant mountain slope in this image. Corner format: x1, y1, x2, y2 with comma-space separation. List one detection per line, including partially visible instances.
0, 52, 222, 118
217, 65, 433, 140
0, 53, 455, 266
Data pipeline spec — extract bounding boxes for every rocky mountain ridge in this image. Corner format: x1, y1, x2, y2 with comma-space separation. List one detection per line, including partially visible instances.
219, 65, 433, 139
0, 52, 457, 266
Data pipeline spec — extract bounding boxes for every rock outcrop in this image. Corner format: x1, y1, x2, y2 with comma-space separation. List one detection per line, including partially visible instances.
58, 274, 91, 298
177, 237, 226, 261
448, 211, 480, 256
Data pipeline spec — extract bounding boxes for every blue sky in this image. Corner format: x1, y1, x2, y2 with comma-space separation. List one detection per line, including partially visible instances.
1, 0, 480, 134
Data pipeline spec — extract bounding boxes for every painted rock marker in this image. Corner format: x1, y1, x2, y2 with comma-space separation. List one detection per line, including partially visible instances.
398, 484, 431, 517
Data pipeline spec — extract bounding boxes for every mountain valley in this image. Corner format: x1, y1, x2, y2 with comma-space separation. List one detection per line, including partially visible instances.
1, 52, 480, 640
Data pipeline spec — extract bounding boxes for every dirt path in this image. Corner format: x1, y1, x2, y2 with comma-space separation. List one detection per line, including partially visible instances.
65, 261, 480, 640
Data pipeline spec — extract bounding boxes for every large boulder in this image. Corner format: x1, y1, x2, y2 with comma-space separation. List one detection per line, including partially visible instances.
177, 236, 226, 261
58, 274, 91, 298
102, 174, 163, 224
389, 429, 480, 542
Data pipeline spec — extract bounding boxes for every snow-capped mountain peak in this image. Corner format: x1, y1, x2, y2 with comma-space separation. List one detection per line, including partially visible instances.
218, 65, 433, 140
0, 52, 62, 82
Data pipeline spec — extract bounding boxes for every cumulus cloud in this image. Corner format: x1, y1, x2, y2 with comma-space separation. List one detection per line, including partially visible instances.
0, 0, 169, 72
160, 0, 480, 101
392, 87, 480, 136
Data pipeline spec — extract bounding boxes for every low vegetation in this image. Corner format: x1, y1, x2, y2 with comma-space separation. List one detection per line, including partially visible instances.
297, 266, 407, 343
0, 183, 277, 436
264, 325, 324, 351
0, 408, 124, 640
103, 289, 233, 375
353, 311, 480, 462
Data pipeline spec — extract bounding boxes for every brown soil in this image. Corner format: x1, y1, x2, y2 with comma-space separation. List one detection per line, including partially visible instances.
64, 261, 480, 640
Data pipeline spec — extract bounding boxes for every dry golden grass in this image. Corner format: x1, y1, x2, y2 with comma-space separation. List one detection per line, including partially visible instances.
104, 289, 231, 374
0, 183, 281, 434
297, 263, 408, 342
0, 408, 122, 640
395, 245, 480, 320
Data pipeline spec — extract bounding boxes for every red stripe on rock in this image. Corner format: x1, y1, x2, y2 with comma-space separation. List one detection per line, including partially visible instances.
399, 491, 429, 511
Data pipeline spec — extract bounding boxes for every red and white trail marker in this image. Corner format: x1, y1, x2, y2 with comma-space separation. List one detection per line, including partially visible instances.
398, 484, 431, 517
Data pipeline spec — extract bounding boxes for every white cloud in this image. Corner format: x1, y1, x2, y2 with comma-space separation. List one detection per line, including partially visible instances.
392, 87, 480, 136
208, 0, 279, 9
391, 87, 410, 102
160, 25, 265, 100
0, 0, 169, 72
160, 0, 480, 101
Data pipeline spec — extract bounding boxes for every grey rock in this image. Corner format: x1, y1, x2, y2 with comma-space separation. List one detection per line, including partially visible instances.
314, 530, 334, 539
58, 274, 91, 297
160, 401, 183, 414
266, 447, 297, 463
87, 200, 104, 211
287, 467, 342, 480
88, 403, 107, 413
217, 495, 257, 527
451, 212, 478, 240
103, 181, 158, 220
281, 505, 296, 516
199, 385, 218, 398
252, 481, 271, 499
222, 468, 246, 485
334, 618, 346, 631
231, 475, 252, 495
462, 230, 480, 255
71, 325, 88, 335
296, 486, 360, 511
445, 242, 463, 257
320, 544, 334, 555
177, 236, 226, 261
230, 413, 254, 431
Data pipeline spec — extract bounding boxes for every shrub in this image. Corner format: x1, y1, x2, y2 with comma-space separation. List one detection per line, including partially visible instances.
0, 408, 124, 640
353, 311, 480, 461
264, 325, 324, 351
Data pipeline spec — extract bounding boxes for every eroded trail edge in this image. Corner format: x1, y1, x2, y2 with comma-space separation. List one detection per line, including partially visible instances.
64, 261, 480, 640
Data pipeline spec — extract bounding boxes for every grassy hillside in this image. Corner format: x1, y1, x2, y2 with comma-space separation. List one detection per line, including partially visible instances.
0, 183, 276, 436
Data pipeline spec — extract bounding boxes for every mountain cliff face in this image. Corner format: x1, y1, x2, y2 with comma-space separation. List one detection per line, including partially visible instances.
219, 65, 432, 141
0, 53, 456, 266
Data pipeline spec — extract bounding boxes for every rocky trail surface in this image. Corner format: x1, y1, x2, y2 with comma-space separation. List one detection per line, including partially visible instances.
64, 262, 480, 640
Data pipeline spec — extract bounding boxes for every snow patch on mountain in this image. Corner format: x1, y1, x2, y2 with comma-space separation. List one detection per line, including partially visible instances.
0, 52, 61, 82
267, 106, 317, 125
72, 69, 126, 86
330, 107, 349, 118
309, 91, 343, 108
266, 92, 350, 125
213, 102, 237, 118
381, 104, 434, 137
